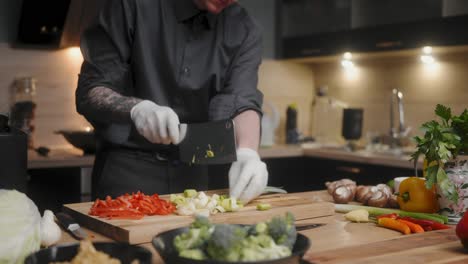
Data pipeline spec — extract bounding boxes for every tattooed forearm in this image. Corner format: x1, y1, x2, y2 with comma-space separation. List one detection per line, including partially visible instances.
82, 86, 142, 123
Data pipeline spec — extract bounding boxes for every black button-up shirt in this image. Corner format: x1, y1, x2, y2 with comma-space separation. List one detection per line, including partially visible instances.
76, 0, 263, 149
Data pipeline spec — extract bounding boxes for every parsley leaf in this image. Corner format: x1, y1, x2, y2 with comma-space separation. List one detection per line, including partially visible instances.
435, 104, 452, 125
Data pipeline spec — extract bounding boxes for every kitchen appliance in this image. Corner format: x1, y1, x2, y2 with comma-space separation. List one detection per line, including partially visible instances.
17, 0, 71, 46
55, 129, 96, 154
311, 87, 348, 144
342, 108, 363, 151
10, 77, 37, 148
178, 120, 237, 165
0, 114, 28, 192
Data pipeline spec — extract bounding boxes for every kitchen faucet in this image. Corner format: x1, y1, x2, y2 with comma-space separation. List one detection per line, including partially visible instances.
389, 88, 410, 148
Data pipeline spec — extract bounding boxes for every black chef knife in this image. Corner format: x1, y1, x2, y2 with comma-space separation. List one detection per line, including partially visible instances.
56, 212, 88, 240
178, 119, 237, 165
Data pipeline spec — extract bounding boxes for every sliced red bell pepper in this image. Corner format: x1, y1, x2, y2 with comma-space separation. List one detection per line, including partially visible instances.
88, 191, 176, 219
377, 213, 398, 220
397, 216, 451, 231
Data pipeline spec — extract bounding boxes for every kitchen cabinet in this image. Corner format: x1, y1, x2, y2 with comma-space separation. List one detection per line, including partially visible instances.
350, 0, 441, 29
27, 168, 84, 212
280, 0, 468, 58
209, 156, 418, 194
302, 157, 420, 190
207, 157, 308, 192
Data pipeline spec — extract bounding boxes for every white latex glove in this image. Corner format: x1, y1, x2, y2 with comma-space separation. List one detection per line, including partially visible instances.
229, 148, 268, 203
130, 100, 180, 145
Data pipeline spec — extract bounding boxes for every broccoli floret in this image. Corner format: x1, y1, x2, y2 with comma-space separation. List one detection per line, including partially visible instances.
240, 234, 292, 261
179, 249, 207, 260
173, 226, 211, 252
248, 221, 268, 236
206, 224, 247, 261
191, 216, 212, 229
267, 212, 297, 249
241, 242, 291, 261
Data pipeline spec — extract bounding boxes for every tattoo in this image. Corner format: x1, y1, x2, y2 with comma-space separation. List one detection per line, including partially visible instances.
83, 86, 142, 123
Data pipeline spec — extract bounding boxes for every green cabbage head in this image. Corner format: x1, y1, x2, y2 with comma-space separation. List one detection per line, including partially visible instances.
0, 189, 41, 264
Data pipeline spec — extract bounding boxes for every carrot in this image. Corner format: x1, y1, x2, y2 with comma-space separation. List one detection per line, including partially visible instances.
397, 219, 425, 233
378, 218, 411, 235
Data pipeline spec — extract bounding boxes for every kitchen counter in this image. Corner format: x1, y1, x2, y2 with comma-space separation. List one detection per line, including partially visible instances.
28, 145, 422, 170
56, 190, 465, 264
28, 148, 94, 169
302, 147, 422, 170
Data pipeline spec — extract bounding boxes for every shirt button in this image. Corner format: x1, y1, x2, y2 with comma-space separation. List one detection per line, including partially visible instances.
182, 67, 190, 75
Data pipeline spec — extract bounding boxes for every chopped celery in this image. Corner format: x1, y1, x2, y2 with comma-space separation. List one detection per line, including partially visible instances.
184, 189, 198, 198
256, 203, 272, 211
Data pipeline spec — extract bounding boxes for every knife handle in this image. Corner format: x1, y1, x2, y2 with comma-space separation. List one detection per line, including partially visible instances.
56, 212, 75, 230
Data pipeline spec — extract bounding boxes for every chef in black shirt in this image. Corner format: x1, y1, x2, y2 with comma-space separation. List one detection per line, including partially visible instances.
76, 0, 268, 203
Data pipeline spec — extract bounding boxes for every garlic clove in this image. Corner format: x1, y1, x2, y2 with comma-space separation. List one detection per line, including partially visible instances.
40, 210, 62, 247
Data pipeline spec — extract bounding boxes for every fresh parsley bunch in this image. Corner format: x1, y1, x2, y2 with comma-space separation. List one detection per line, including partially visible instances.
411, 104, 468, 202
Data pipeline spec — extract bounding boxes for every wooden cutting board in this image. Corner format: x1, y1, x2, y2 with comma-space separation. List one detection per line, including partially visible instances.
63, 193, 334, 244
307, 229, 467, 264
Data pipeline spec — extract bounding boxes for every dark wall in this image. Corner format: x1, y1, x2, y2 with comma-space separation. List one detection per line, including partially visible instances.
239, 0, 277, 59
0, 0, 23, 43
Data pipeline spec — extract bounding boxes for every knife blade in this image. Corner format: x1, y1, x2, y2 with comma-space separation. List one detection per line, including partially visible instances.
178, 119, 237, 165
56, 212, 88, 240
296, 223, 326, 231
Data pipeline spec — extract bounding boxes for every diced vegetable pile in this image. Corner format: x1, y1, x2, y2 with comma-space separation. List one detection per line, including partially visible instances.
89, 191, 176, 219
170, 189, 243, 217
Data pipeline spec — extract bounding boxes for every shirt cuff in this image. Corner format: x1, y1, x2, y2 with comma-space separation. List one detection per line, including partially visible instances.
208, 94, 263, 121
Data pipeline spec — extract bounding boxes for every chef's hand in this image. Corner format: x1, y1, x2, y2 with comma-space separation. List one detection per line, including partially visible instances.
130, 100, 180, 145
229, 148, 268, 203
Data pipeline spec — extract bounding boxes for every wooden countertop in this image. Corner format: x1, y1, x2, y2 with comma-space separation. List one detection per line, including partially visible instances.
28, 145, 423, 170
56, 190, 466, 264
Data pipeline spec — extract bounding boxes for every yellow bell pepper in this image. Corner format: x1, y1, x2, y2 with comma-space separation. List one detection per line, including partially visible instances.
397, 177, 439, 213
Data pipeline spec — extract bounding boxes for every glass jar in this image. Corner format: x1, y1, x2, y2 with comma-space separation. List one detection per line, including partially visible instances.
10, 77, 37, 148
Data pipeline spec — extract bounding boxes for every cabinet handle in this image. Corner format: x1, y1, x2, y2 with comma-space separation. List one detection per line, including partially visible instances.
336, 166, 361, 174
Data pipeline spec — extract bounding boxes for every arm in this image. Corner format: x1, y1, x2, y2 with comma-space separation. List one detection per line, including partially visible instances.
76, 0, 136, 124
213, 15, 266, 203
79, 86, 142, 124
208, 14, 263, 125
233, 110, 261, 151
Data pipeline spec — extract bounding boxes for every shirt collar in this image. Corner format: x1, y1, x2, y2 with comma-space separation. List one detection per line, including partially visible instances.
175, 0, 216, 29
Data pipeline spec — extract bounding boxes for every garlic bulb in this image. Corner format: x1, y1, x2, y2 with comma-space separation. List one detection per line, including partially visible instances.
40, 210, 62, 247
